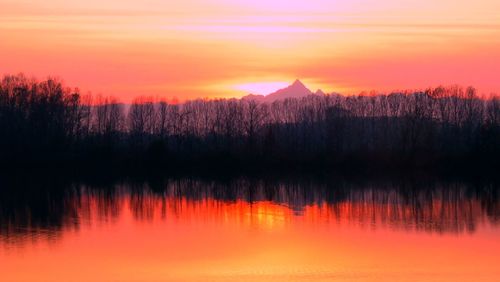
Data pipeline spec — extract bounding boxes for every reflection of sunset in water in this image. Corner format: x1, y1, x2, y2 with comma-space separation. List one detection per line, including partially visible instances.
0, 180, 499, 281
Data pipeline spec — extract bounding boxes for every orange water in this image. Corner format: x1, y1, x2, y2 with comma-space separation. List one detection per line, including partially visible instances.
1, 181, 499, 281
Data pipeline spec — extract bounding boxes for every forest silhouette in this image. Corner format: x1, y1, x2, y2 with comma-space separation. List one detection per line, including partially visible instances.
0, 73, 498, 173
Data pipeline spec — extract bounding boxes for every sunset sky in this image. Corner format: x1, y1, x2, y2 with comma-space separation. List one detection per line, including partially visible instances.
1, 0, 500, 101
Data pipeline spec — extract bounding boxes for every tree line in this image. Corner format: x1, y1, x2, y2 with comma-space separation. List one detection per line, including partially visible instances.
0, 73, 498, 172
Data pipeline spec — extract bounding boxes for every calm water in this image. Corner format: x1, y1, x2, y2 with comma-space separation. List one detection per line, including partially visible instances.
0, 177, 499, 281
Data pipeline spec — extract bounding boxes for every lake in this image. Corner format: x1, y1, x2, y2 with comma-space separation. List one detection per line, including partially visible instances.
1, 176, 499, 281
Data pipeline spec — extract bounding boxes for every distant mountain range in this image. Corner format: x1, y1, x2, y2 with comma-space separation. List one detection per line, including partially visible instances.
242, 79, 329, 103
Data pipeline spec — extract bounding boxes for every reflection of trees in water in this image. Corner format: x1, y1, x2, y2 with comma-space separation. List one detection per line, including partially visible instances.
0, 177, 499, 245
153, 179, 500, 234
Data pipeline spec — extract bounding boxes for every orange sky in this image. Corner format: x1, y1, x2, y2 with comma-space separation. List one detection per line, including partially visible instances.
1, 0, 500, 101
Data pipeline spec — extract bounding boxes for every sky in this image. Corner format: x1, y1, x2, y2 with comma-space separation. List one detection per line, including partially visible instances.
1, 0, 500, 101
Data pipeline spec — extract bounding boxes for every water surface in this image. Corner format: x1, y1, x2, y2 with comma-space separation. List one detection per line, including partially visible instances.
1, 177, 499, 281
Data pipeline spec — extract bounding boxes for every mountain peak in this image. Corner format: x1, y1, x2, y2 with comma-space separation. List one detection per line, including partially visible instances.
315, 89, 326, 96
242, 79, 314, 103
292, 79, 305, 88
